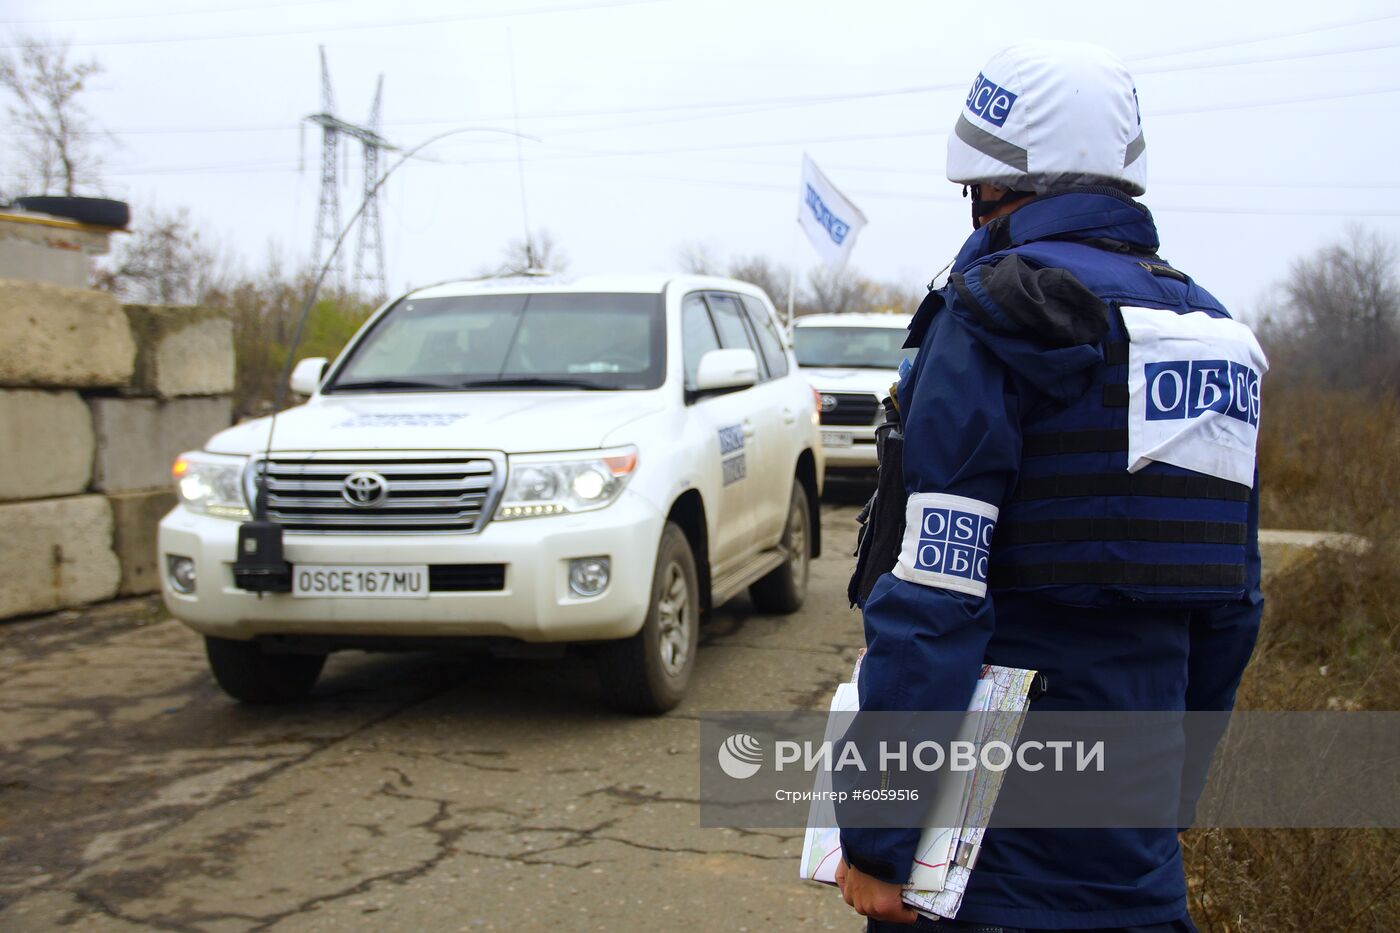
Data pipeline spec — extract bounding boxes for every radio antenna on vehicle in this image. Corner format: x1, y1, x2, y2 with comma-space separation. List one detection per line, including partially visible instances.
507, 28, 536, 272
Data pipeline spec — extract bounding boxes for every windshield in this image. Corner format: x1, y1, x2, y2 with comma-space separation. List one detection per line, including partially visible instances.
793, 326, 915, 370
326, 292, 666, 392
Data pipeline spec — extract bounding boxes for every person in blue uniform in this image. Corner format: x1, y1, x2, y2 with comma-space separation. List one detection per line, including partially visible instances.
835, 41, 1267, 931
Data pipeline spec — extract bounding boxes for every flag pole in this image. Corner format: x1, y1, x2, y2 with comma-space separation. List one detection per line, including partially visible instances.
785, 219, 799, 328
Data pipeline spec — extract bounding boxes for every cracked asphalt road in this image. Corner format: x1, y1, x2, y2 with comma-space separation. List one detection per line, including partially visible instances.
0, 498, 870, 932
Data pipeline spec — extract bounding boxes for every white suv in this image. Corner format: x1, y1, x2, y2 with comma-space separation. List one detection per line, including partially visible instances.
159, 275, 823, 713
793, 312, 913, 475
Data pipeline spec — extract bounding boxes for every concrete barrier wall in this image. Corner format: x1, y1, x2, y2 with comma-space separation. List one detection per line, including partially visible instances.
0, 280, 135, 388
0, 389, 95, 500
0, 278, 234, 619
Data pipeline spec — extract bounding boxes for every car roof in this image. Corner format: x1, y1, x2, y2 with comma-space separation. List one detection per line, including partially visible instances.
405, 273, 774, 303
794, 312, 911, 329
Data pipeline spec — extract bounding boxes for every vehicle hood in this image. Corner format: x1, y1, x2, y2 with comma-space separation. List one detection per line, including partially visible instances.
797, 366, 899, 396
205, 392, 667, 456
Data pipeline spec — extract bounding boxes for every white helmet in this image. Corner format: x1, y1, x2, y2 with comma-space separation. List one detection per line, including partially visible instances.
946, 40, 1146, 197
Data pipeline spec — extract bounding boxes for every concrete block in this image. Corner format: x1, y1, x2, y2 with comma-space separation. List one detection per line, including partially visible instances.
0, 235, 89, 289
0, 495, 120, 618
0, 278, 135, 388
107, 489, 176, 596
0, 211, 111, 289
90, 396, 233, 493
1259, 529, 1369, 579
123, 305, 235, 398
0, 390, 94, 501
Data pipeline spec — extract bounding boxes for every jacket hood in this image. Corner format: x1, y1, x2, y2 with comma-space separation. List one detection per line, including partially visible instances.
951, 188, 1159, 274
939, 190, 1153, 405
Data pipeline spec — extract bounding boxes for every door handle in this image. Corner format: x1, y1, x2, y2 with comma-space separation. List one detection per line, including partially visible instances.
742, 420, 756, 438
782, 407, 796, 424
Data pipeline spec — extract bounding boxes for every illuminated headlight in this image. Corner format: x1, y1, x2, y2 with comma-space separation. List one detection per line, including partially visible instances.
172, 451, 251, 520
496, 447, 638, 520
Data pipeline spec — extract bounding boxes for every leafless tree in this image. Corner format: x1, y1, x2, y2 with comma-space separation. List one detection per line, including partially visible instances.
676, 240, 720, 275
0, 38, 105, 196
804, 265, 879, 316
483, 229, 569, 277
1257, 226, 1400, 393
727, 254, 793, 312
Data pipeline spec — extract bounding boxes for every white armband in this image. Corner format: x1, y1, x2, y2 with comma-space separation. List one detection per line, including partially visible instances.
892, 492, 998, 598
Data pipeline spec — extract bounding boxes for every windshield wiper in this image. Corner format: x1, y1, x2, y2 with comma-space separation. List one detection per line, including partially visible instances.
456, 377, 613, 390
328, 378, 456, 392
800, 363, 897, 370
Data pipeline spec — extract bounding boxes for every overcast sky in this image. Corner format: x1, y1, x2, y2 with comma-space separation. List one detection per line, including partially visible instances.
3, 0, 1399, 317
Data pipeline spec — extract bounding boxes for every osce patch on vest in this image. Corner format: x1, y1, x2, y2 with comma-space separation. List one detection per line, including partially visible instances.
894, 493, 999, 598
1121, 307, 1268, 488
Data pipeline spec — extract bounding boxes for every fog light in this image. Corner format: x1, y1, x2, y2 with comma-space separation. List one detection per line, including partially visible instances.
167, 555, 197, 594
568, 557, 611, 597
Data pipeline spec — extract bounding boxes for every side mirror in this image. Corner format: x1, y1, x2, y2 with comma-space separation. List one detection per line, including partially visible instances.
694, 348, 759, 392
289, 357, 329, 396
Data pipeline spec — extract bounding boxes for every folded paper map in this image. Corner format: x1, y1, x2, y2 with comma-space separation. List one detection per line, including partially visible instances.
799, 659, 1038, 920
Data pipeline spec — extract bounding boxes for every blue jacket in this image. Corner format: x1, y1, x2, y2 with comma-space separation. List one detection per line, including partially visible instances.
840, 190, 1263, 929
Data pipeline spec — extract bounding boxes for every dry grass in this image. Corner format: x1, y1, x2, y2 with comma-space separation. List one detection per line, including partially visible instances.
1184, 387, 1400, 932
1254, 388, 1400, 533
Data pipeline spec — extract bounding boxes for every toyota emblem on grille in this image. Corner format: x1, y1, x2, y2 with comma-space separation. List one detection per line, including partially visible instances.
342, 471, 389, 508
819, 394, 838, 413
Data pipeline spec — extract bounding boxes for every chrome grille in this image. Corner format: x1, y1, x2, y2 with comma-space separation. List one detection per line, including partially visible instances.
257, 455, 500, 534
819, 392, 881, 426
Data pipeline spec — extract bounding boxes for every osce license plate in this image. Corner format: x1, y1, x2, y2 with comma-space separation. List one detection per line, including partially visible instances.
292, 565, 429, 599
822, 430, 854, 447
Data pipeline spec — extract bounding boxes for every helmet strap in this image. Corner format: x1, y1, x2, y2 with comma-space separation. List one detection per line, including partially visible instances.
966, 183, 1035, 229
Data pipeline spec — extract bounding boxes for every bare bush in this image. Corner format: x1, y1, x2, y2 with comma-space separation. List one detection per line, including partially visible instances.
100, 206, 225, 305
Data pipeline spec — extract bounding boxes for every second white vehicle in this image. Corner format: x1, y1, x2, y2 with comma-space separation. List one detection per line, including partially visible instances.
793, 312, 913, 475
159, 275, 822, 713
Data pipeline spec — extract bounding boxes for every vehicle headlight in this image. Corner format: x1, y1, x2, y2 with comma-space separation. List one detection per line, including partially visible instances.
496, 446, 638, 519
172, 452, 251, 520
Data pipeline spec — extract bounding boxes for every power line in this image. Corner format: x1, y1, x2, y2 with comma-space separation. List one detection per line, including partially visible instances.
1124, 10, 1400, 62
0, 0, 344, 27
1, 0, 679, 49
1135, 38, 1400, 75
647, 154, 1400, 191
0, 79, 961, 138
61, 76, 1400, 181
6, 30, 1398, 138
401, 75, 1400, 166
43, 153, 1400, 218
520, 161, 1400, 217
28, 69, 1385, 156
81, 75, 1400, 182
518, 81, 1400, 147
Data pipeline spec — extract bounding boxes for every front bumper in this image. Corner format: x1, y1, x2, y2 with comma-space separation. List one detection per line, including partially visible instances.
158, 491, 664, 643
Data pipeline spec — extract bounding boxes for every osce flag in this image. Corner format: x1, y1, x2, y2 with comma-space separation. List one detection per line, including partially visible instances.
797, 154, 868, 270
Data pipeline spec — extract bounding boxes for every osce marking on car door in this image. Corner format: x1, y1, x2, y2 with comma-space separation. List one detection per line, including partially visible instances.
718, 425, 747, 487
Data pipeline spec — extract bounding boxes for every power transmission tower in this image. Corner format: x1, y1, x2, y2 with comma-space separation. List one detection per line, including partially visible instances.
308, 46, 343, 290
353, 75, 388, 301
306, 47, 395, 298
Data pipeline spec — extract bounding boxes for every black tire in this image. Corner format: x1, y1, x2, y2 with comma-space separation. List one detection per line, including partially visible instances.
598, 523, 700, 714
750, 480, 812, 614
204, 635, 326, 704
12, 196, 130, 229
